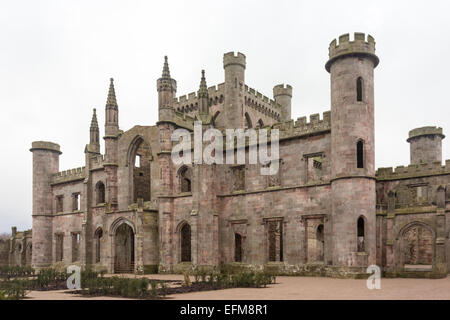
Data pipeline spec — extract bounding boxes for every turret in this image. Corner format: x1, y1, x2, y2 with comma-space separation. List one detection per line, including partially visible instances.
273, 84, 292, 121
157, 56, 177, 120
103, 79, 119, 208
407, 126, 445, 165
223, 52, 246, 129
327, 33, 379, 267
30, 141, 61, 268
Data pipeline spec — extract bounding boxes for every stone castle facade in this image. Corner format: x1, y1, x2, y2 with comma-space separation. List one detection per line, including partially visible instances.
5, 33, 450, 277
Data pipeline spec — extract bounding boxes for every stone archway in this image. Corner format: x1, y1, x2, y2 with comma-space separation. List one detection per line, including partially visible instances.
114, 223, 135, 273
401, 224, 433, 266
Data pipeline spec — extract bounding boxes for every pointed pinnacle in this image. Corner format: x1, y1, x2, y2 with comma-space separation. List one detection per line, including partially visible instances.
90, 108, 99, 128
198, 69, 208, 95
106, 78, 118, 108
162, 56, 171, 78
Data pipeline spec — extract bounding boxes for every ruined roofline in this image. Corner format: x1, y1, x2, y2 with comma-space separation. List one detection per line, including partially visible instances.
376, 160, 450, 180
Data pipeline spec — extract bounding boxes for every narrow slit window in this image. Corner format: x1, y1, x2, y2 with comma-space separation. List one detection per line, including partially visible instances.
357, 140, 364, 168
357, 77, 363, 102
357, 217, 365, 252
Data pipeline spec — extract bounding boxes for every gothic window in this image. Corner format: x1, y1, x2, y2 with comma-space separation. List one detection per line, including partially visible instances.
94, 228, 103, 263
56, 195, 64, 213
180, 223, 191, 262
232, 165, 245, 191
357, 217, 365, 252
244, 113, 252, 129
72, 193, 81, 211
235, 233, 243, 262
268, 220, 283, 262
357, 140, 364, 168
357, 77, 363, 102
96, 181, 105, 204
179, 166, 192, 193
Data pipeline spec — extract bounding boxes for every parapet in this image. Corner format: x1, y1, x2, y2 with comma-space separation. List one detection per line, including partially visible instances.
272, 111, 331, 139
407, 126, 445, 142
51, 166, 86, 185
325, 33, 379, 72
376, 160, 450, 180
273, 84, 293, 97
223, 52, 246, 69
30, 141, 62, 154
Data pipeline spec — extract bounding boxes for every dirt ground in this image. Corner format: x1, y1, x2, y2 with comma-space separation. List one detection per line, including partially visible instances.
26, 275, 450, 300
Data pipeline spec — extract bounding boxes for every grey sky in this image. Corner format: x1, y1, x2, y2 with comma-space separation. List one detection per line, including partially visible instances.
1, 0, 449, 233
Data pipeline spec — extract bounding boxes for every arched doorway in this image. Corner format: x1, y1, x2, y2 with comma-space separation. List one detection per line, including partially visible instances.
114, 224, 135, 273
180, 223, 191, 262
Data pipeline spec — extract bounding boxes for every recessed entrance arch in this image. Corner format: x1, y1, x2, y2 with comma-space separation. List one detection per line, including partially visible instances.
112, 220, 135, 273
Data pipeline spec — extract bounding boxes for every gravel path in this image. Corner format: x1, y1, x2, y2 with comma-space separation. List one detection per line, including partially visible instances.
25, 275, 450, 300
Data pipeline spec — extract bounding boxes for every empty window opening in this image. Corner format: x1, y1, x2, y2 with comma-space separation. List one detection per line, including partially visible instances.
72, 233, 80, 262
235, 233, 243, 262
357, 77, 363, 102
357, 217, 365, 252
72, 193, 81, 211
180, 223, 191, 262
55, 234, 64, 262
56, 196, 64, 213
357, 140, 364, 168
268, 220, 283, 262
95, 228, 103, 263
135, 154, 141, 168
306, 155, 323, 182
96, 182, 105, 204
179, 166, 192, 193
232, 165, 245, 191
316, 224, 324, 262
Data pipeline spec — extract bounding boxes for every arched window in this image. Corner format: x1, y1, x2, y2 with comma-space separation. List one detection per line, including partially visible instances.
180, 223, 191, 262
235, 233, 243, 262
256, 119, 264, 129
357, 217, 365, 252
357, 140, 364, 168
357, 77, 363, 102
179, 166, 192, 193
244, 113, 252, 129
96, 181, 105, 204
94, 228, 103, 263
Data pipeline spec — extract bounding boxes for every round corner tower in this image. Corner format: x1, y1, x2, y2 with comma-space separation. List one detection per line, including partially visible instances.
273, 84, 292, 121
407, 126, 445, 165
30, 141, 61, 268
223, 52, 246, 128
326, 33, 379, 267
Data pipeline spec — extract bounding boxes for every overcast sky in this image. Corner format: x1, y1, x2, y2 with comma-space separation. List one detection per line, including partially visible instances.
0, 0, 449, 233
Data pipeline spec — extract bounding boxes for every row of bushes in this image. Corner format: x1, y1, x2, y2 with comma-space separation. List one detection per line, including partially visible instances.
0, 266, 35, 278
0, 279, 29, 300
80, 274, 167, 299
188, 269, 276, 289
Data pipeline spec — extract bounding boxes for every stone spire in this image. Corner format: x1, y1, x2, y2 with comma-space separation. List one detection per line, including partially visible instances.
162, 55, 171, 78
90, 108, 99, 129
198, 70, 209, 115
157, 56, 177, 112
106, 78, 118, 109
87, 108, 100, 154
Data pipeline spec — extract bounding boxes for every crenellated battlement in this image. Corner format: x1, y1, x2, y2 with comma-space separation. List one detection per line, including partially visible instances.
51, 166, 86, 184
407, 126, 445, 142
376, 160, 450, 180
173, 83, 225, 114
325, 32, 379, 72
273, 84, 293, 97
244, 85, 282, 121
223, 51, 246, 68
272, 111, 331, 138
